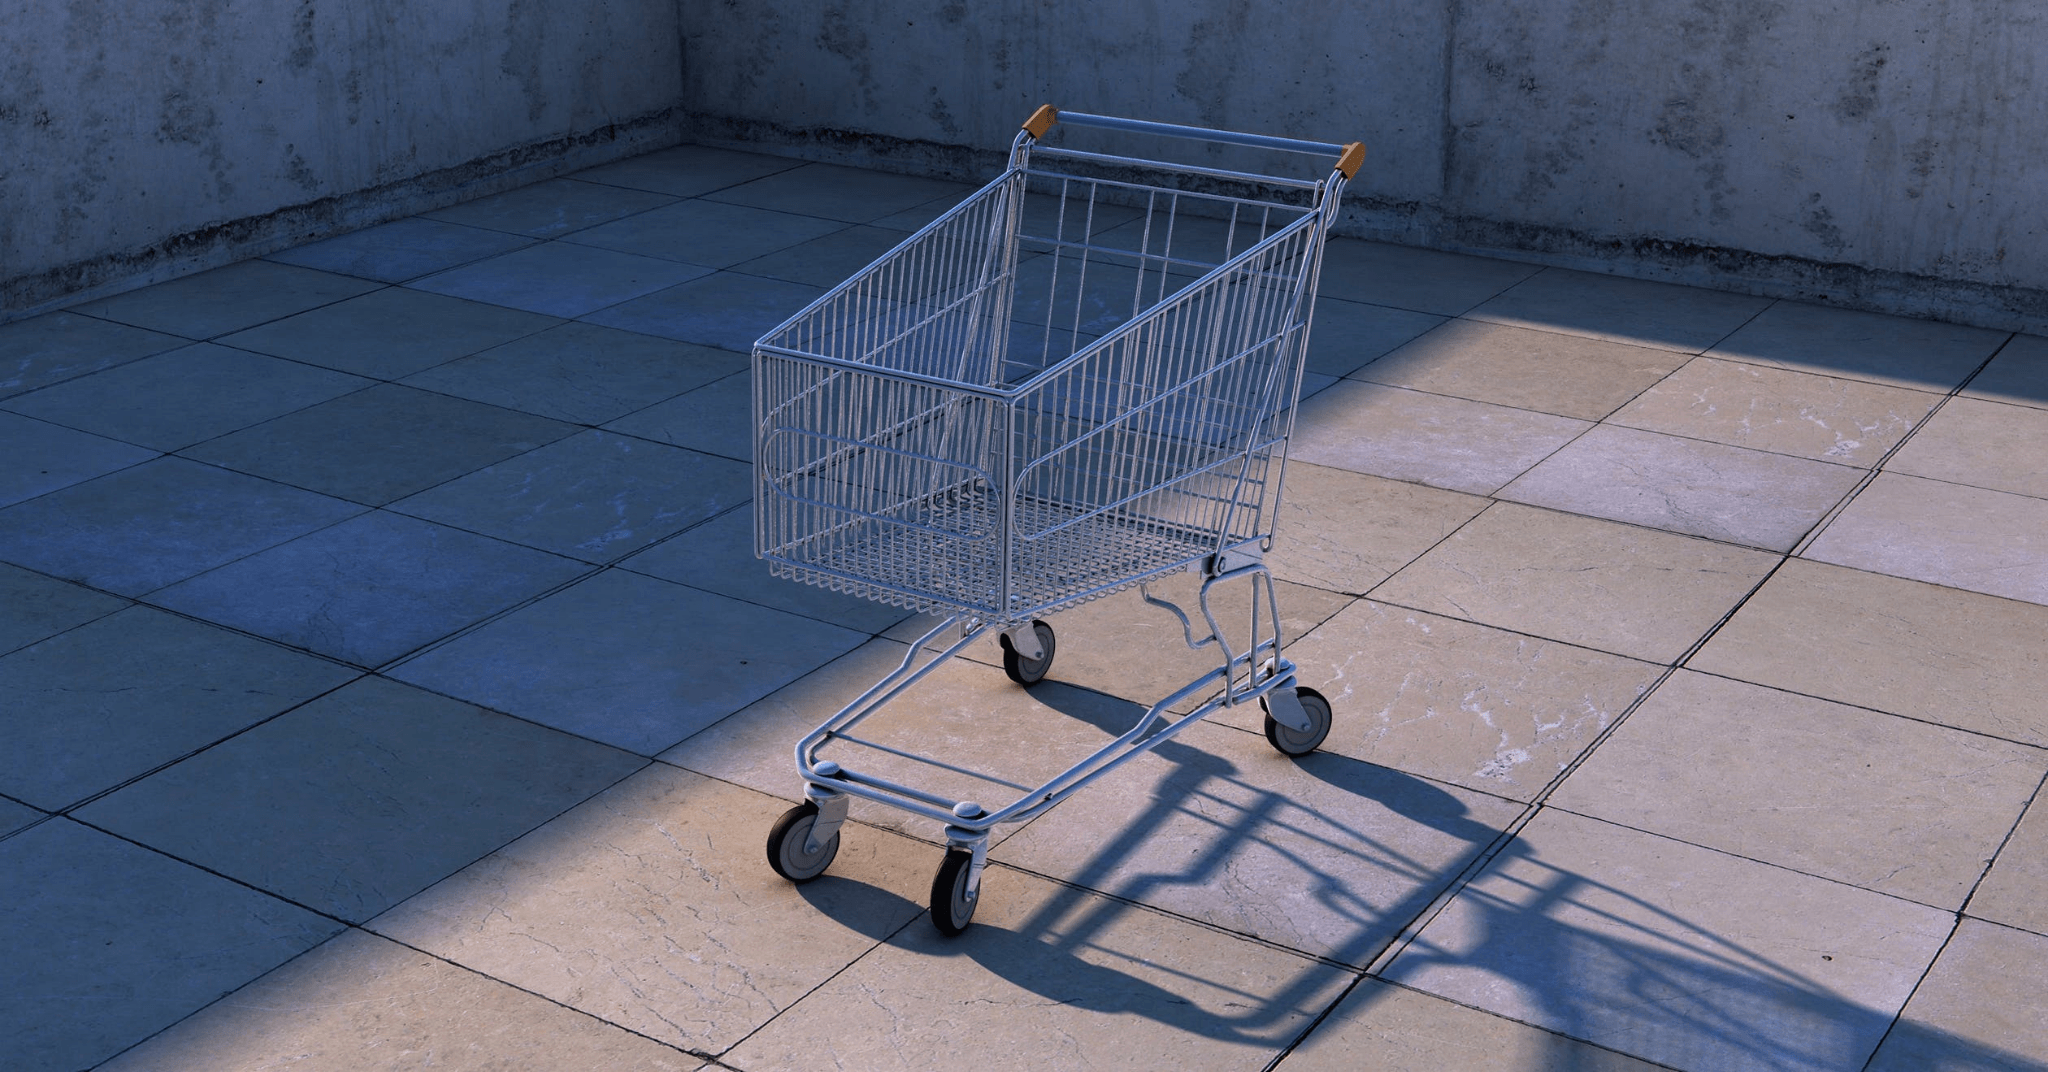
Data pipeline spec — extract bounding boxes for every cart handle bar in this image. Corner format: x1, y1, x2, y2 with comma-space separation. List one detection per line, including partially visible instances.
1023, 105, 1365, 179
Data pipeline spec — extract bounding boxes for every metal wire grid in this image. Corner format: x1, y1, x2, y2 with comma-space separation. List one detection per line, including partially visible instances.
755, 157, 1327, 622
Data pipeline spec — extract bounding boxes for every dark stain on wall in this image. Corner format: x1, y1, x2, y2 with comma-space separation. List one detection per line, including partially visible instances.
1651, 96, 1723, 160
501, 0, 550, 124
1175, 0, 1253, 128
1833, 43, 1889, 122
289, 0, 319, 70
1802, 195, 1848, 255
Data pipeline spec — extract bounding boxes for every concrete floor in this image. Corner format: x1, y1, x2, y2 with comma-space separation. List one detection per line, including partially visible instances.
3, 144, 2047, 1072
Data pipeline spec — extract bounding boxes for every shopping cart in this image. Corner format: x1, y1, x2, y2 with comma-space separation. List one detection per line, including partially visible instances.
754, 105, 1364, 934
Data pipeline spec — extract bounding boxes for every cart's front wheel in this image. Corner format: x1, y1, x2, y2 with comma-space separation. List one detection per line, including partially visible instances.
930, 849, 979, 936
766, 802, 839, 882
1262, 687, 1333, 757
999, 620, 1057, 687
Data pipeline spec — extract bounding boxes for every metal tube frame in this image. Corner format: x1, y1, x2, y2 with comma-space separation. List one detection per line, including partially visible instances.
766, 113, 1355, 898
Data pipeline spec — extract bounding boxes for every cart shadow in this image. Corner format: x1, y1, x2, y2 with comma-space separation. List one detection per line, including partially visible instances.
893, 711, 2046, 1070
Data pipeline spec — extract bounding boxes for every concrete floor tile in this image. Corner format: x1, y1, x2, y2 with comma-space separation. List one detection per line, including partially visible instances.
1266, 462, 1490, 595
1382, 809, 1954, 1072
264, 216, 536, 282
1886, 396, 2048, 499
0, 310, 187, 399
705, 162, 974, 223
725, 863, 1354, 1072
1371, 503, 1778, 664
2, 342, 370, 451
1315, 239, 1541, 316
1969, 791, 2048, 936
1963, 332, 2048, 410
1499, 424, 1863, 550
1608, 355, 1941, 466
219, 287, 563, 380
1274, 978, 1665, 1072
1553, 670, 2046, 909
564, 198, 848, 267
409, 241, 714, 318
1353, 319, 1692, 421
604, 370, 750, 460
582, 271, 826, 351
369, 765, 930, 1054
149, 511, 588, 667
0, 410, 156, 508
0, 796, 42, 836
69, 260, 383, 339
1226, 601, 1660, 802
0, 457, 363, 595
391, 429, 749, 563
1012, 193, 1147, 244
622, 507, 911, 634
1707, 300, 2008, 391
573, 143, 803, 197
388, 569, 865, 754
0, 605, 356, 810
401, 322, 744, 425
1689, 558, 2048, 746
1468, 268, 1772, 353
420, 177, 677, 237
962, 569, 1351, 710
183, 383, 575, 506
1007, 253, 1196, 335
732, 223, 916, 288
2, 819, 340, 1072
871, 193, 976, 231
0, 562, 125, 656
1865, 920, 2048, 1071
1291, 381, 1591, 494
96, 929, 704, 1072
1304, 297, 1447, 378
1804, 472, 2048, 605
994, 719, 1522, 964
667, 638, 1148, 846
78, 675, 642, 922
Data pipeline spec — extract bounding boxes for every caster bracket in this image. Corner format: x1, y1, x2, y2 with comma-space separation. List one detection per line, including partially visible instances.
802, 784, 850, 855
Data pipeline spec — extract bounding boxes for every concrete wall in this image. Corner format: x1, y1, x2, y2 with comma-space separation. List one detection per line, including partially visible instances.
2, 0, 684, 318
676, 0, 2048, 331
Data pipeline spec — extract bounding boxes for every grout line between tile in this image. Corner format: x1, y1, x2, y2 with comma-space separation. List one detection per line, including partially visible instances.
1786, 331, 2018, 559
1361, 543, 1795, 977
1853, 915, 1965, 1072
1954, 766, 2048, 925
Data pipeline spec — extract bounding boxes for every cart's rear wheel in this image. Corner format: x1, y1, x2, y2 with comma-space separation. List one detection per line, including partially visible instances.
930, 849, 979, 936
999, 620, 1057, 687
766, 802, 839, 882
1262, 687, 1333, 757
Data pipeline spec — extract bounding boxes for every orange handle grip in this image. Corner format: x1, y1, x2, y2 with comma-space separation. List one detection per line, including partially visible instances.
1022, 104, 1058, 139
1336, 142, 1366, 179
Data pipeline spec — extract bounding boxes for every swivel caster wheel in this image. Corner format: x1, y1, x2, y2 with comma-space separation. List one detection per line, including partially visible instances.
1261, 686, 1333, 757
930, 848, 980, 936
998, 620, 1057, 686
766, 801, 840, 882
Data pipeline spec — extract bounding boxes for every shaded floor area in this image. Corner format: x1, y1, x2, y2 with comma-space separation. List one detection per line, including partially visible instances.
3, 143, 2048, 1071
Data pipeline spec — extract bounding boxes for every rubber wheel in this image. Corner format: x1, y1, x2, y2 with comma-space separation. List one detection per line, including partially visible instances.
930, 849, 978, 936
766, 801, 839, 882
1262, 686, 1333, 757
998, 620, 1057, 687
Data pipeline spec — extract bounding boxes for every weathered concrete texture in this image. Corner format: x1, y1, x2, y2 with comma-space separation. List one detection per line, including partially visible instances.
1441, 0, 2047, 328
677, 0, 1451, 237
2, 0, 684, 318
675, 0, 2048, 333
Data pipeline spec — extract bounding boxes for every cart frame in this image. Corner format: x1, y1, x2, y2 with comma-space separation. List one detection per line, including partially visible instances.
755, 106, 1363, 934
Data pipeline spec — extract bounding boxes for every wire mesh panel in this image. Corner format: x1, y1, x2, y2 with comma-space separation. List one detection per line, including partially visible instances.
756, 145, 1329, 622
